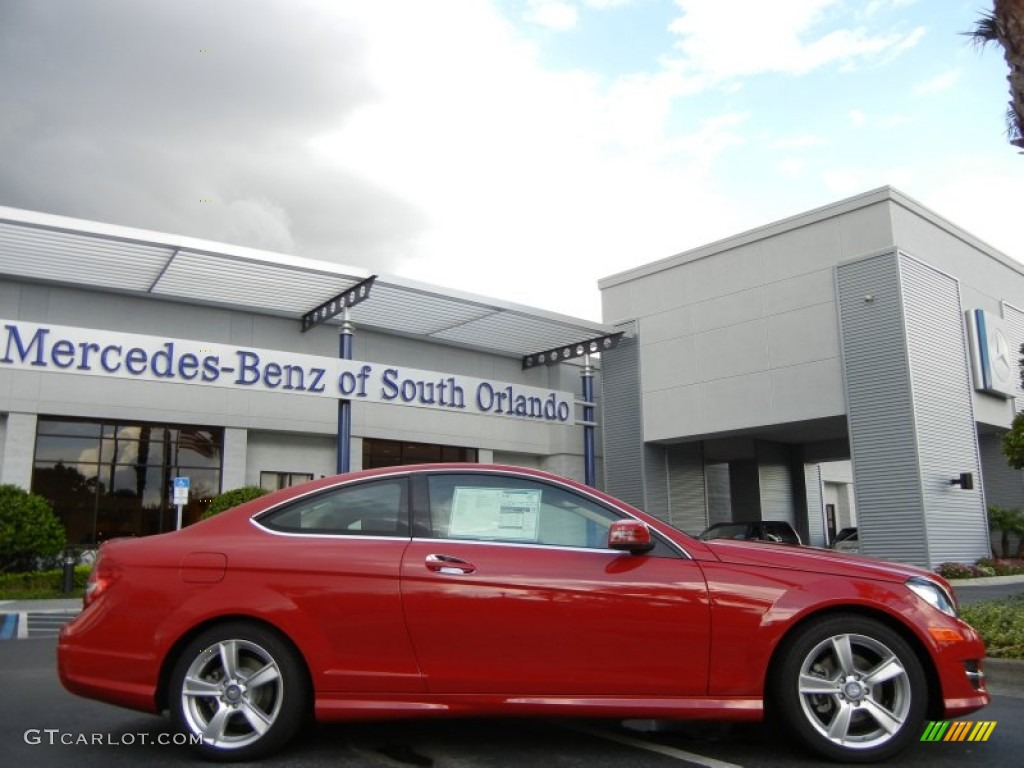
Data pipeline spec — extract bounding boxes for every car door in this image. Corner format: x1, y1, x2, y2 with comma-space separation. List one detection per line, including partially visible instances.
400, 471, 711, 696
252, 475, 422, 693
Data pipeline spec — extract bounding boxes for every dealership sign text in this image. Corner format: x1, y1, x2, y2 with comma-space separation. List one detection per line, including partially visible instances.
0, 321, 572, 423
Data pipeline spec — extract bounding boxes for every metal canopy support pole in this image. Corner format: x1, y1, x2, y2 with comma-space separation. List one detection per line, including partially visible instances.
337, 309, 354, 475
581, 354, 596, 487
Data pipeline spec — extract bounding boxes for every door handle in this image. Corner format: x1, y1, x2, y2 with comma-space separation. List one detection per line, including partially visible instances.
425, 553, 476, 575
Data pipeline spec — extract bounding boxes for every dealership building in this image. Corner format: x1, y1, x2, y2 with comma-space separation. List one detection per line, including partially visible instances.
0, 205, 615, 547
1, 186, 1021, 568
599, 186, 1022, 568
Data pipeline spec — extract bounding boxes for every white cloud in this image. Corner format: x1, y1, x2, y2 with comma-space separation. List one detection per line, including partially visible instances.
778, 157, 807, 178
822, 165, 915, 197
848, 108, 911, 129
666, 0, 925, 81
925, 160, 1024, 259
770, 133, 829, 150
914, 68, 961, 96
305, 3, 751, 318
525, 1, 579, 30
860, 0, 919, 19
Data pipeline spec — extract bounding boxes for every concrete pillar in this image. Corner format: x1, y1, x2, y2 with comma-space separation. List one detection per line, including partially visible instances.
0, 412, 36, 490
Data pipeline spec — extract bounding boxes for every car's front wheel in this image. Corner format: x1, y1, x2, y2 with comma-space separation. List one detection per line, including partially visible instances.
168, 621, 309, 762
772, 614, 927, 763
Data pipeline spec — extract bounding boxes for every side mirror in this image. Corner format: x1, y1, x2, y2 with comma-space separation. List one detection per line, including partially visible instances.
608, 520, 655, 554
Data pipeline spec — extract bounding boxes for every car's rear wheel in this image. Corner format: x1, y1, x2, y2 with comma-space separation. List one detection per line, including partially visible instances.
168, 621, 309, 762
772, 614, 927, 763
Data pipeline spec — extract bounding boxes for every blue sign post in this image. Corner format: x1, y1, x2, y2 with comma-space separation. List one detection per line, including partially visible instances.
173, 476, 190, 530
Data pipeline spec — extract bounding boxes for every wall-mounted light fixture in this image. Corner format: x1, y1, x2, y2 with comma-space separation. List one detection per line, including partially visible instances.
950, 472, 974, 490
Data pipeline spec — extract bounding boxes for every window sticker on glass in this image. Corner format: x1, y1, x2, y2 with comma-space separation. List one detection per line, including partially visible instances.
449, 487, 541, 541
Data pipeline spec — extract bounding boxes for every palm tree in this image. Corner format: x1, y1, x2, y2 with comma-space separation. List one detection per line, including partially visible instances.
967, 1, 1024, 149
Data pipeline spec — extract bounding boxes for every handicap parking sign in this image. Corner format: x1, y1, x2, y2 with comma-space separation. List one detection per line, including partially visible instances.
173, 476, 190, 505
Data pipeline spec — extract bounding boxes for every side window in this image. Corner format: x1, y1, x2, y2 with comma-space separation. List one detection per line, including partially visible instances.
259, 478, 408, 536
426, 474, 619, 548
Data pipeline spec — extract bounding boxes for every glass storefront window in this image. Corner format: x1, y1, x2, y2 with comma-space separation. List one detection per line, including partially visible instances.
37, 420, 101, 438
363, 438, 477, 469
260, 472, 314, 491
31, 417, 223, 545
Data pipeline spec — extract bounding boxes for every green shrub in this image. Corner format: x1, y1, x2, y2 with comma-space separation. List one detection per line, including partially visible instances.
0, 564, 90, 599
961, 595, 1024, 660
937, 562, 978, 579
0, 485, 67, 573
993, 558, 1024, 576
200, 486, 270, 521
987, 505, 1024, 558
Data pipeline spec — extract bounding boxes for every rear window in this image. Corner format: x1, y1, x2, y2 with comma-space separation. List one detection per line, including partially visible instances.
258, 478, 409, 536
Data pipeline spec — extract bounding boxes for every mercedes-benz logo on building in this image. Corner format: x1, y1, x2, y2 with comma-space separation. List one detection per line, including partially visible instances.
991, 328, 1012, 386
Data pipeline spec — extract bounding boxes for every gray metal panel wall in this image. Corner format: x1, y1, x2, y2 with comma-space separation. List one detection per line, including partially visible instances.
667, 443, 707, 535
757, 441, 795, 524
1003, 302, 1024, 415
804, 464, 826, 547
600, 335, 646, 509
900, 254, 989, 566
729, 459, 762, 522
837, 252, 928, 565
705, 463, 732, 524
979, 432, 1024, 509
643, 444, 669, 520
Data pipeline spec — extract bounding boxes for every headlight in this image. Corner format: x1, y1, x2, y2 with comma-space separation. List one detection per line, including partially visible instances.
906, 577, 958, 618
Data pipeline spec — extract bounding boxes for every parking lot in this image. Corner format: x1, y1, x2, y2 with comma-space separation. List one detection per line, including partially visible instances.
2, 635, 1021, 768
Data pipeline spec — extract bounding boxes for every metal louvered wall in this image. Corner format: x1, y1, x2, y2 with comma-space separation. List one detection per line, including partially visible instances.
705, 463, 732, 524
643, 445, 669, 520
978, 432, 1024, 509
667, 443, 708, 535
757, 442, 795, 524
837, 251, 989, 568
900, 255, 988, 565
804, 464, 826, 547
837, 252, 928, 565
1003, 302, 1024, 416
600, 334, 647, 510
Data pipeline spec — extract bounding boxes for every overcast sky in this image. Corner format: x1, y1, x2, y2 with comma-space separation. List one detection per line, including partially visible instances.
1, 0, 1019, 320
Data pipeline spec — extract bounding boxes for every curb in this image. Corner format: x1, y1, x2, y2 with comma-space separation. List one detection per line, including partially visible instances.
985, 658, 1024, 698
949, 574, 1024, 587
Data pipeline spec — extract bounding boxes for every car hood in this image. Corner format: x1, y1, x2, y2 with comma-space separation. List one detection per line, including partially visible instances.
702, 539, 938, 584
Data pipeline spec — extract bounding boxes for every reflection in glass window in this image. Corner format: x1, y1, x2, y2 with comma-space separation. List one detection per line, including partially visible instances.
175, 428, 221, 467
34, 435, 103, 466
427, 474, 619, 548
37, 421, 102, 438
31, 418, 223, 545
362, 438, 477, 468
260, 479, 408, 536
260, 472, 314, 491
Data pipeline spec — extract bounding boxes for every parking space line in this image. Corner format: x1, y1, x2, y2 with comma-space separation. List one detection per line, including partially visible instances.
566, 724, 745, 768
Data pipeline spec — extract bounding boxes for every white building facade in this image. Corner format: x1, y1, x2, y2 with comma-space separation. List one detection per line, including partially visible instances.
599, 187, 1023, 569
0, 207, 614, 547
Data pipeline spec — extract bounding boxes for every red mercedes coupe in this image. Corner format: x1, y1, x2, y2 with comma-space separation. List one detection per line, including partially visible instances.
58, 464, 989, 762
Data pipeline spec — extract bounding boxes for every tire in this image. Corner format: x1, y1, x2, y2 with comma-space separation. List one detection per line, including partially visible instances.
168, 621, 309, 762
771, 614, 927, 763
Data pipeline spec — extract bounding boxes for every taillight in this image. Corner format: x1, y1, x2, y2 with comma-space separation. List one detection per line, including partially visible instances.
83, 555, 117, 608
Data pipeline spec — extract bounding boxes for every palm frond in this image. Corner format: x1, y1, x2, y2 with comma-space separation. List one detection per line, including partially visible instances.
964, 11, 1001, 48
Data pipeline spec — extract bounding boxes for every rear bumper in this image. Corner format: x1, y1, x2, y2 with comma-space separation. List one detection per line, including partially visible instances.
58, 619, 160, 714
